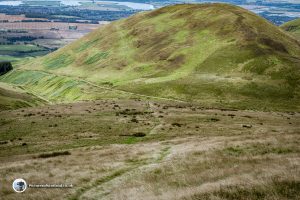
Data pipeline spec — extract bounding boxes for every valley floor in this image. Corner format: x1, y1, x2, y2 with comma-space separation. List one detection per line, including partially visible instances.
0, 99, 299, 199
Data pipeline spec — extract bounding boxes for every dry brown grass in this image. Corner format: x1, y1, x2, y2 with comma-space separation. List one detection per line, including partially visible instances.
0, 100, 299, 199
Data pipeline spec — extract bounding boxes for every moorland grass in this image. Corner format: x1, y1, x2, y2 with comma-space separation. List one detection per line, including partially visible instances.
4, 4, 299, 111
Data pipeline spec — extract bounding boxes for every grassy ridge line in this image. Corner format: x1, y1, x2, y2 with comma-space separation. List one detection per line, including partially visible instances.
2, 68, 299, 112
0, 82, 46, 110
0, 76, 53, 104
0, 69, 98, 102
281, 18, 300, 40
18, 85, 52, 104
12, 68, 188, 103
78, 76, 187, 103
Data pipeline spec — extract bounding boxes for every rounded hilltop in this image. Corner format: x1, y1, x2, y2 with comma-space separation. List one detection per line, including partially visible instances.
281, 18, 300, 40
8, 3, 300, 111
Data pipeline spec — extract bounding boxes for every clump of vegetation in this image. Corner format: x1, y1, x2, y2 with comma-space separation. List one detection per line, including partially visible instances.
131, 118, 139, 123
24, 113, 35, 117
118, 109, 150, 115
132, 132, 146, 137
172, 122, 182, 127
37, 151, 71, 158
206, 118, 220, 122
0, 61, 13, 76
242, 124, 252, 128
0, 141, 8, 145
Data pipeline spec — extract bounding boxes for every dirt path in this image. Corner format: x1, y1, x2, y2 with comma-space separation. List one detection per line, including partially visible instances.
148, 102, 165, 135
77, 135, 242, 199
78, 144, 172, 200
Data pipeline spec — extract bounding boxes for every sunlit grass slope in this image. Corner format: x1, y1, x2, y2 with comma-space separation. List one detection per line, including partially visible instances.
0, 82, 45, 110
0, 70, 137, 103
6, 4, 300, 111
281, 18, 300, 40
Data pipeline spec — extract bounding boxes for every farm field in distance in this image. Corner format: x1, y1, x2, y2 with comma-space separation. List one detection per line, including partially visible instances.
0, 13, 106, 61
0, 44, 50, 61
0, 0, 142, 61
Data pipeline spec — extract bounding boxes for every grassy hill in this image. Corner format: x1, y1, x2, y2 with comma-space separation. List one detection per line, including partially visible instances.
2, 3, 300, 111
281, 18, 300, 41
0, 82, 45, 110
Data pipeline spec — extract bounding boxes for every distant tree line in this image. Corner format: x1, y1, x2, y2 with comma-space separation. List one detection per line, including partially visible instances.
0, 6, 137, 23
0, 30, 28, 33
21, 19, 50, 22
7, 36, 44, 43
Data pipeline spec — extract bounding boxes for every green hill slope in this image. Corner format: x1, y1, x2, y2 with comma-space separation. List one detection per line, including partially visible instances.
2, 4, 300, 111
0, 82, 45, 110
281, 18, 300, 40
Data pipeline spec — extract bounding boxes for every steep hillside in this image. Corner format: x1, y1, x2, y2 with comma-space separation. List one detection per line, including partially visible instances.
0, 82, 45, 110
281, 18, 300, 40
3, 3, 300, 111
